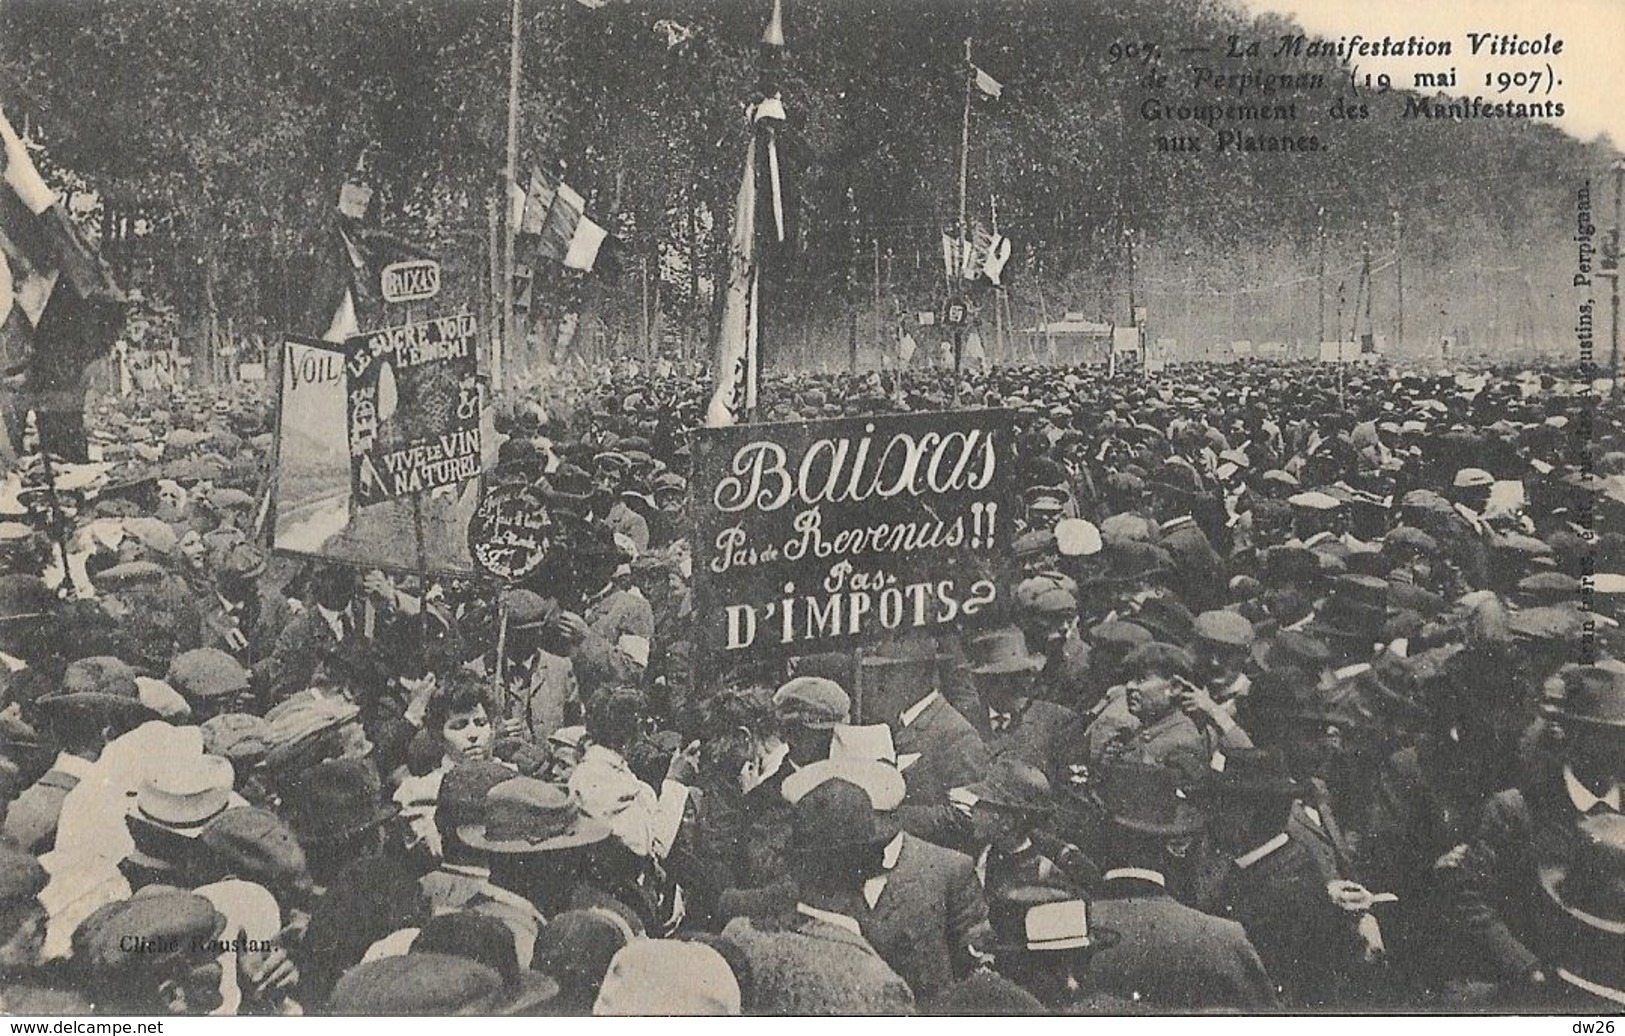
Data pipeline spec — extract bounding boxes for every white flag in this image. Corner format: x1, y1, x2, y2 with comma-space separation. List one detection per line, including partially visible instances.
973, 65, 1003, 98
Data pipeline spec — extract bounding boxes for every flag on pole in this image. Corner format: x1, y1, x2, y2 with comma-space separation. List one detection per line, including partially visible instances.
972, 65, 1003, 99
517, 167, 619, 277
0, 108, 123, 339
705, 129, 760, 428
302, 175, 435, 343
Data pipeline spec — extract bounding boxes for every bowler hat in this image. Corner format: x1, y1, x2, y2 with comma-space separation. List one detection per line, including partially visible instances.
1538, 811, 1625, 935
964, 626, 1045, 676
789, 776, 891, 853
964, 757, 1053, 813
1095, 762, 1205, 837
457, 777, 611, 854
1551, 667, 1625, 730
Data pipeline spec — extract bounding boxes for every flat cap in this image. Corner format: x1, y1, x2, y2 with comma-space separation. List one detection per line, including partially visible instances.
773, 676, 851, 729
167, 647, 251, 701
1194, 609, 1254, 648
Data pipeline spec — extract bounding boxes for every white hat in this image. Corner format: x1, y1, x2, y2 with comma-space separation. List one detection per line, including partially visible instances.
1288, 491, 1342, 511
781, 758, 906, 812
1054, 518, 1102, 557
1453, 468, 1494, 488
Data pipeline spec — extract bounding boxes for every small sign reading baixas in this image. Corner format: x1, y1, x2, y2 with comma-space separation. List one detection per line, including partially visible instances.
380, 259, 442, 303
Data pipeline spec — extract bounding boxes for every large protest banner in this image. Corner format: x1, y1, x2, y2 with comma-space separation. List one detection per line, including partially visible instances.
271, 335, 487, 575
692, 409, 1015, 657
344, 313, 482, 507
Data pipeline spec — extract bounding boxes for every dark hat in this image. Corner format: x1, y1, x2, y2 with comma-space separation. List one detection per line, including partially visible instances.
501, 588, 558, 631
280, 758, 398, 845
457, 777, 612, 854
790, 776, 890, 853
964, 757, 1053, 813
771, 676, 851, 730
327, 953, 558, 1016
1011, 528, 1058, 559
167, 648, 250, 702
1096, 762, 1205, 837
1382, 526, 1440, 557
0, 575, 56, 623
987, 885, 1094, 955
211, 542, 268, 582
1149, 459, 1203, 497
929, 972, 1047, 1016
94, 560, 167, 591
437, 760, 519, 835
964, 626, 1046, 676
73, 888, 227, 979
1120, 641, 1197, 681
1259, 546, 1322, 588
1539, 812, 1625, 936
532, 909, 635, 1011
36, 656, 154, 722
199, 807, 308, 892
1090, 619, 1153, 652
412, 912, 552, 997
1202, 748, 1304, 799
1083, 538, 1172, 586
1551, 667, 1625, 731
1130, 596, 1195, 645
0, 844, 47, 906
1387, 582, 1446, 617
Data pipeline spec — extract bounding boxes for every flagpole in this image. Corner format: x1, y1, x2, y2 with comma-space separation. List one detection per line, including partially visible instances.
500, 0, 522, 392
955, 36, 972, 396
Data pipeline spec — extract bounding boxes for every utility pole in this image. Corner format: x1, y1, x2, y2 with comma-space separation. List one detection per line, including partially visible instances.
500, 0, 522, 390
1316, 206, 1326, 346
1392, 207, 1404, 356
952, 37, 973, 395
871, 238, 881, 374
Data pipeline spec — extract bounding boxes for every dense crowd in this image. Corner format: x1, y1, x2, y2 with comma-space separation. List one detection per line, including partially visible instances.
0, 356, 1620, 1015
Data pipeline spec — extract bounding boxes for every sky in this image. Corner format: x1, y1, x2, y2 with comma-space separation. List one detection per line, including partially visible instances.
1237, 0, 1624, 147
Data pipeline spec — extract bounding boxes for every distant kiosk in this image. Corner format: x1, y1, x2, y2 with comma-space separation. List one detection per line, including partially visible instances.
1019, 312, 1114, 365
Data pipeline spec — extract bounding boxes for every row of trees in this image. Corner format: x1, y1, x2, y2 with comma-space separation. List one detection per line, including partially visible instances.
0, 0, 1615, 377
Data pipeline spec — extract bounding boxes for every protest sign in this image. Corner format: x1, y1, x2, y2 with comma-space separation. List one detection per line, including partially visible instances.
692, 409, 1015, 657
468, 483, 553, 582
271, 336, 479, 575
344, 313, 481, 507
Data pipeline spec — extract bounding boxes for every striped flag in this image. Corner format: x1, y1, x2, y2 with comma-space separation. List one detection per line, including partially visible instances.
517, 167, 618, 276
